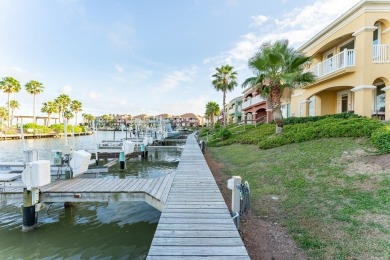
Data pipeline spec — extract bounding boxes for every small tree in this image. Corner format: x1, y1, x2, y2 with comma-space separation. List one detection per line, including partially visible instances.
70, 100, 82, 125
205, 101, 220, 129
25, 80, 44, 124
211, 65, 238, 127
0, 77, 21, 127
9, 100, 20, 125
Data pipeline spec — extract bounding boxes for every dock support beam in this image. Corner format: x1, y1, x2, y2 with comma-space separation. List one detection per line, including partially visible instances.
22, 188, 36, 232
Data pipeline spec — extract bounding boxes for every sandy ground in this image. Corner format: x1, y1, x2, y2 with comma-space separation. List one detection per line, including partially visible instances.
204, 151, 307, 260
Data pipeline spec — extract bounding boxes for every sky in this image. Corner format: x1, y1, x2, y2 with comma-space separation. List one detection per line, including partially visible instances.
0, 0, 361, 122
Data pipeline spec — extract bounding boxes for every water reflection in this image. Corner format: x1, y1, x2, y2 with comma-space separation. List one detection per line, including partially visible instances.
0, 202, 160, 259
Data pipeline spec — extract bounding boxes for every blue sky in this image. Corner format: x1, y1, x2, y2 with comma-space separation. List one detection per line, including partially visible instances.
0, 0, 360, 122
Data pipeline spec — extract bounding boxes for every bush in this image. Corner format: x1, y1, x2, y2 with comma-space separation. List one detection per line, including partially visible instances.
49, 124, 85, 133
23, 123, 53, 134
283, 113, 362, 125
258, 118, 382, 149
371, 125, 390, 154
217, 127, 232, 140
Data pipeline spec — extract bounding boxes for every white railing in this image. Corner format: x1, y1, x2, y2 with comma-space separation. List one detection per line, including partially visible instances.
242, 95, 266, 110
307, 49, 355, 78
229, 108, 235, 114
373, 44, 389, 63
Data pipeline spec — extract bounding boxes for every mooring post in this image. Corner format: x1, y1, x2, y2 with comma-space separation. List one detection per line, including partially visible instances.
228, 176, 242, 229
22, 188, 36, 232
22, 150, 39, 232
119, 151, 125, 171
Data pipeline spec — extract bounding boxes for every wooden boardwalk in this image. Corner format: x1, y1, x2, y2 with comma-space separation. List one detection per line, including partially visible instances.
147, 134, 249, 259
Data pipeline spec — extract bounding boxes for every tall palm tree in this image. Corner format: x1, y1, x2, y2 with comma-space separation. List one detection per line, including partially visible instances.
0, 107, 8, 129
205, 101, 220, 129
9, 100, 20, 125
70, 100, 82, 125
211, 65, 238, 127
55, 94, 71, 123
0, 77, 21, 127
25, 80, 44, 124
63, 109, 74, 124
242, 40, 315, 134
41, 101, 58, 126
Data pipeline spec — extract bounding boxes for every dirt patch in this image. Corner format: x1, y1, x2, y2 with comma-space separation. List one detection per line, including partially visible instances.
205, 151, 307, 260
338, 149, 390, 176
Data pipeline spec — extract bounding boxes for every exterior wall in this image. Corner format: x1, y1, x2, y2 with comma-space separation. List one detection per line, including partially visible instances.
293, 1, 390, 120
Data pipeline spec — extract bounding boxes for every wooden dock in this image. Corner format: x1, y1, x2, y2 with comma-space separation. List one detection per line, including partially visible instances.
1, 174, 175, 211
147, 134, 249, 259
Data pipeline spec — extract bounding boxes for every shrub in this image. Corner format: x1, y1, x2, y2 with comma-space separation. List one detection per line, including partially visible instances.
23, 123, 53, 134
283, 113, 362, 125
371, 125, 390, 154
49, 124, 85, 133
217, 127, 232, 140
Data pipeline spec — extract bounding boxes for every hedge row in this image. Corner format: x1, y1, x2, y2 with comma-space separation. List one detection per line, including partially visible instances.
23, 123, 86, 134
206, 117, 388, 153
283, 112, 362, 125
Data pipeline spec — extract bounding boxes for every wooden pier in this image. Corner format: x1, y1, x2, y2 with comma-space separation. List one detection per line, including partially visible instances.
147, 134, 249, 259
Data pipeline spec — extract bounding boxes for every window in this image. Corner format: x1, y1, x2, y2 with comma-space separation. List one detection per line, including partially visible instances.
375, 84, 385, 112
309, 96, 315, 116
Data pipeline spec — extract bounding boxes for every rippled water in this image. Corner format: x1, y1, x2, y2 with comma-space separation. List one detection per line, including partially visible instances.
0, 131, 182, 259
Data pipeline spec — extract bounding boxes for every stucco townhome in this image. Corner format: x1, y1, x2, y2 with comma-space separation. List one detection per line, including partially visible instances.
289, 0, 390, 120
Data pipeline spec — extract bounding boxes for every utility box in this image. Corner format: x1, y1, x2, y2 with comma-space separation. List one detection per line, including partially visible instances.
22, 160, 51, 190
70, 150, 91, 177
122, 141, 135, 155
51, 150, 63, 166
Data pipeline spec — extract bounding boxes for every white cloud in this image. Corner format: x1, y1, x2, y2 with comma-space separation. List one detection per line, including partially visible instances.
114, 65, 124, 73
89, 91, 102, 100
251, 15, 268, 27
155, 66, 199, 94
204, 0, 360, 67
61, 85, 72, 94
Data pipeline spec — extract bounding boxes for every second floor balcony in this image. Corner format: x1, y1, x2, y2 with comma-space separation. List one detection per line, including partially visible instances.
373, 44, 389, 63
307, 49, 355, 78
242, 95, 266, 110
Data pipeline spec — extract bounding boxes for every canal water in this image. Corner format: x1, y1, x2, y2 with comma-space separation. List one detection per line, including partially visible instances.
0, 131, 182, 259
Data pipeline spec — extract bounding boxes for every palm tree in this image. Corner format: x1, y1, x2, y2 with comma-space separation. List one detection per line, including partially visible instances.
25, 80, 44, 124
0, 107, 8, 129
211, 65, 238, 127
9, 100, 20, 125
242, 40, 315, 134
205, 101, 220, 129
70, 100, 82, 125
0, 77, 21, 127
41, 101, 58, 126
54, 94, 71, 122
63, 109, 74, 124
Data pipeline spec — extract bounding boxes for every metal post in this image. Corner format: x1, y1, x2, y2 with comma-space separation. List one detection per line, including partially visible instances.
119, 151, 125, 171
231, 176, 242, 229
22, 151, 39, 232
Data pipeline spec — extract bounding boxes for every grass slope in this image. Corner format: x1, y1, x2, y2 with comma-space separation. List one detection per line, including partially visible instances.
208, 138, 390, 259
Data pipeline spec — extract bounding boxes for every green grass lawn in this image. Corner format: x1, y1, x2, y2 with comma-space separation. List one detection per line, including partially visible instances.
208, 138, 390, 259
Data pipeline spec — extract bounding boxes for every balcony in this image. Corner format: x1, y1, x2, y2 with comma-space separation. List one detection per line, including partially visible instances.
242, 95, 266, 110
307, 49, 355, 78
229, 108, 235, 114
373, 44, 389, 63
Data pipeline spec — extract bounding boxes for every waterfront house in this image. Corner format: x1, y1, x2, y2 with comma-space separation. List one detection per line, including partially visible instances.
179, 113, 202, 127
289, 0, 390, 120
227, 96, 243, 124
241, 85, 271, 124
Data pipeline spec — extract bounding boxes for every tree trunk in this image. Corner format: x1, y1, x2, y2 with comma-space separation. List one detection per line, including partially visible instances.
7, 94, 10, 127
223, 91, 226, 127
270, 85, 283, 134
75, 112, 78, 125
47, 113, 51, 127
33, 94, 36, 124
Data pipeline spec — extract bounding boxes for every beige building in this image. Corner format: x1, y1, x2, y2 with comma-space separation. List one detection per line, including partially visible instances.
289, 0, 390, 120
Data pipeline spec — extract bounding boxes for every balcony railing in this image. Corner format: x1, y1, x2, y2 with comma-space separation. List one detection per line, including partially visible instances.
373, 44, 389, 63
242, 95, 266, 110
307, 49, 355, 78
229, 108, 235, 114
